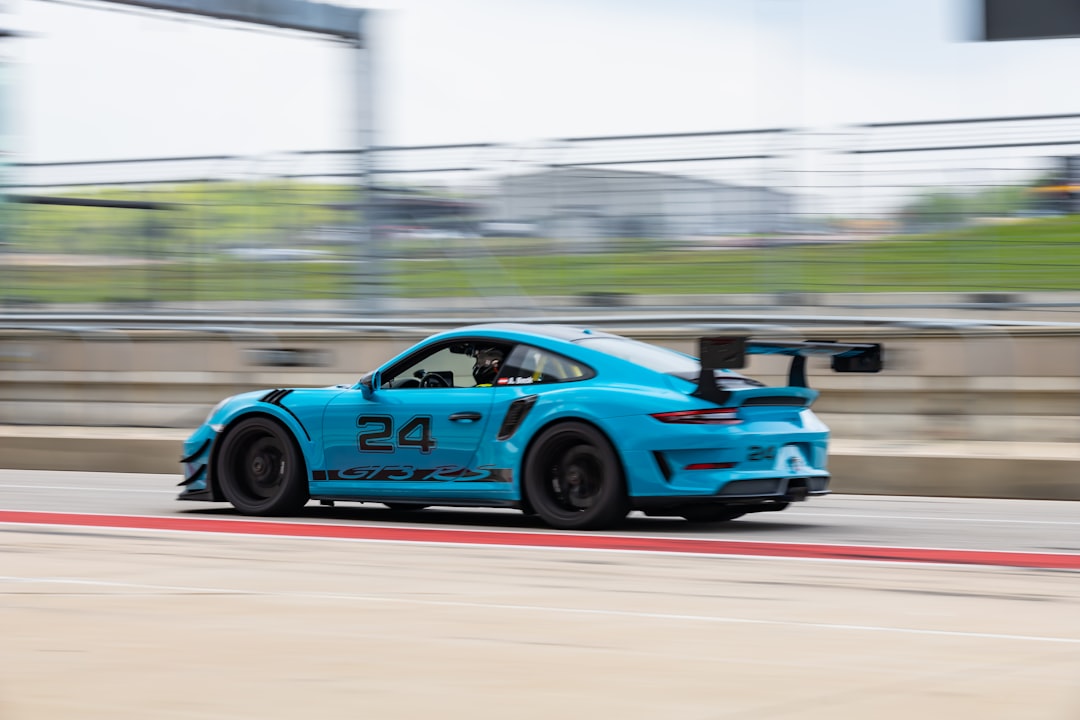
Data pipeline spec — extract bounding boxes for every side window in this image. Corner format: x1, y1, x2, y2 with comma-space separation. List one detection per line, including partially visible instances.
497, 345, 595, 386
381, 345, 476, 389
381, 340, 515, 389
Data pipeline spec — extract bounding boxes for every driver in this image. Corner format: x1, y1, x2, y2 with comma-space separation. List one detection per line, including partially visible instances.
472, 347, 503, 386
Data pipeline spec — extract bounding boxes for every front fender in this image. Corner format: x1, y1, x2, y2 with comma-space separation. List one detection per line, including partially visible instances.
207, 405, 323, 498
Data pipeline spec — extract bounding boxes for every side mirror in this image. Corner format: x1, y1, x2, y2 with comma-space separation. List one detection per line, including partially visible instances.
359, 370, 379, 398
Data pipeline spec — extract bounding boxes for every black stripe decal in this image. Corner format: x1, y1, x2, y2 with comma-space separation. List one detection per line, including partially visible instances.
261, 388, 293, 405
260, 388, 311, 441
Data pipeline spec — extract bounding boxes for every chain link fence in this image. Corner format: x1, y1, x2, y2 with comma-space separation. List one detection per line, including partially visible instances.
4, 115, 1080, 314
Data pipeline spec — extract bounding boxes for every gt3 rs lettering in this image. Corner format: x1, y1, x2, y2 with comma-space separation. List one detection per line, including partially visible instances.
313, 465, 510, 483
357, 414, 436, 454
349, 465, 435, 482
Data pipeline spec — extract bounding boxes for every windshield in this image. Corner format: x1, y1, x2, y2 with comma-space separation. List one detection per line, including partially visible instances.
575, 336, 700, 374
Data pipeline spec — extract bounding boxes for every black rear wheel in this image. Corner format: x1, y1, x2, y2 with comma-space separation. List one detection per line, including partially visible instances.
523, 422, 629, 530
216, 417, 308, 515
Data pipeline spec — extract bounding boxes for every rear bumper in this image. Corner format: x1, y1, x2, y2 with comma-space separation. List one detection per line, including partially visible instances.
632, 475, 829, 512
604, 407, 832, 500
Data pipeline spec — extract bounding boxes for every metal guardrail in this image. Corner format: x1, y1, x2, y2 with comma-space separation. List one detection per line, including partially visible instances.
4, 312, 1080, 332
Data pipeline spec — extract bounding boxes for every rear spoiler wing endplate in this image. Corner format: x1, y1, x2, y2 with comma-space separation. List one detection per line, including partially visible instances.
695, 337, 883, 402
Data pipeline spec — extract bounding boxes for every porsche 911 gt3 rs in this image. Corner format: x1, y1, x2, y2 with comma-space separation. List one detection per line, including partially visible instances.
179, 323, 882, 529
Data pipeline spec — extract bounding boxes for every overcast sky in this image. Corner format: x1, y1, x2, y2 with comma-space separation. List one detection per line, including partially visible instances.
8, 0, 1080, 162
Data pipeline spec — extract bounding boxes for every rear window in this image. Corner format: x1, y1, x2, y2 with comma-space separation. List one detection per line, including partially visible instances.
576, 336, 764, 387
498, 344, 594, 385
575, 336, 700, 374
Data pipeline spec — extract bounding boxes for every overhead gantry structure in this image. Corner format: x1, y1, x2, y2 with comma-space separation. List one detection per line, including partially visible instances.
57, 0, 386, 309
95, 0, 365, 40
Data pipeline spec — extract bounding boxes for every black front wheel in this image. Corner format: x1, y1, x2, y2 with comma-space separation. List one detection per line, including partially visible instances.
216, 417, 308, 515
523, 422, 629, 530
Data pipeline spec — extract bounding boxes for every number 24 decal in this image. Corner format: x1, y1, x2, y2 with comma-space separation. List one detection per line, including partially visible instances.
747, 445, 776, 462
357, 414, 437, 454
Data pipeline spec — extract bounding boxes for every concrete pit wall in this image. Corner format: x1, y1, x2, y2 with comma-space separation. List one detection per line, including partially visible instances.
1, 325, 1078, 499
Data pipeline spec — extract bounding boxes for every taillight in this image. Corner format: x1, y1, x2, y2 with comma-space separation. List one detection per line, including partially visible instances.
685, 462, 738, 470
650, 408, 741, 425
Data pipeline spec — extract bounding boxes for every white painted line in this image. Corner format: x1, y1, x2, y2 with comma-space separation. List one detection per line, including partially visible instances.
3, 575, 1078, 646
804, 512, 1080, 527
0, 484, 174, 494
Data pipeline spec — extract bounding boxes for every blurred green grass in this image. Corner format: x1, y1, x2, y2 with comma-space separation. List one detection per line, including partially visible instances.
4, 215, 1080, 303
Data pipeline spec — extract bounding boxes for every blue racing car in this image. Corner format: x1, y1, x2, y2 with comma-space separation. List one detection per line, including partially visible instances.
179, 323, 882, 529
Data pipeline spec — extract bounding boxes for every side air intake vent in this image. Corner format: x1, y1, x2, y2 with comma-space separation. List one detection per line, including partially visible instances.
497, 395, 538, 441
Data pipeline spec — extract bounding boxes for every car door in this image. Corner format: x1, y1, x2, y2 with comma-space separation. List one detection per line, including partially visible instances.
316, 341, 505, 500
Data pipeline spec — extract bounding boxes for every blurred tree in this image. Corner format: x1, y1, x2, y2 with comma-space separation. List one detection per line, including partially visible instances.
898, 183, 1047, 232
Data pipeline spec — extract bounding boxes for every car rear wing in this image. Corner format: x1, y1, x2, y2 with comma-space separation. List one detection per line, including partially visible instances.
695, 336, 883, 402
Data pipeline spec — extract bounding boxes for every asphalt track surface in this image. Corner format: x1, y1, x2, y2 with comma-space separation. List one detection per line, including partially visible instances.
1, 470, 1079, 720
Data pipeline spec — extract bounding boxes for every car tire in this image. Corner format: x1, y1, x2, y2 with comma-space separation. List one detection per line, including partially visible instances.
216, 416, 309, 516
678, 506, 746, 523
523, 422, 629, 530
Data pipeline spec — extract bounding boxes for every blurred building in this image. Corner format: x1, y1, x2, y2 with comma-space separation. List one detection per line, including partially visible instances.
486, 167, 793, 242
373, 189, 481, 236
